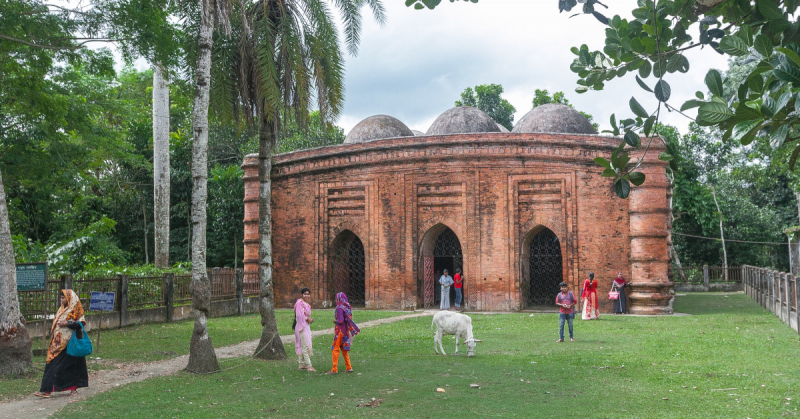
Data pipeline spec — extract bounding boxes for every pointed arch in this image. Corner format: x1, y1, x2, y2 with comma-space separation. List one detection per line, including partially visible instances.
418, 223, 463, 308
521, 226, 563, 307
328, 229, 366, 307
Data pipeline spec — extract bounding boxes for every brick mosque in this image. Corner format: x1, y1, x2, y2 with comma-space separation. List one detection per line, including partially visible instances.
242, 104, 675, 315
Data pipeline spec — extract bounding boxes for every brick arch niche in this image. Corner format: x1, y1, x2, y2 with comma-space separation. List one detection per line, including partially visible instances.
328, 229, 366, 307
520, 226, 564, 308
418, 223, 463, 308
243, 131, 674, 314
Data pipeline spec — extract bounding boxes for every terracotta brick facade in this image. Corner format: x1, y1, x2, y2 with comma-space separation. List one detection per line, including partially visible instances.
242, 132, 673, 314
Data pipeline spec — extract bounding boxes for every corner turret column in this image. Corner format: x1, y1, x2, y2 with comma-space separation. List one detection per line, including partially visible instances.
627, 141, 673, 315
242, 154, 260, 276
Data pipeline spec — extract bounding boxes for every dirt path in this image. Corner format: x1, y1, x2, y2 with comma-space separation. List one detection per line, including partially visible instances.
1, 311, 434, 419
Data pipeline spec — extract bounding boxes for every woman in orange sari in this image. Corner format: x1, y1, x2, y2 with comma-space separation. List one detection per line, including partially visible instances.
34, 289, 89, 398
581, 272, 599, 320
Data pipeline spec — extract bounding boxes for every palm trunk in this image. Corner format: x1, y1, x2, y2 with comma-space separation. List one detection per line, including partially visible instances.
186, 0, 219, 374
253, 115, 286, 360
153, 64, 170, 269
142, 199, 149, 265
711, 187, 728, 281
0, 167, 32, 376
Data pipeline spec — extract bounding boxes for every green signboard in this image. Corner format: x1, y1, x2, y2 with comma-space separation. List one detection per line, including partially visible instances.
16, 263, 47, 291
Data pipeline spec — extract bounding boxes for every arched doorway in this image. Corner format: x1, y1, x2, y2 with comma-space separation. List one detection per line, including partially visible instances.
522, 227, 563, 308
419, 225, 463, 308
329, 230, 366, 307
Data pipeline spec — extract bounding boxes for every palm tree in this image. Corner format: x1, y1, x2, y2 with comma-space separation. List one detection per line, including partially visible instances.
212, 0, 384, 360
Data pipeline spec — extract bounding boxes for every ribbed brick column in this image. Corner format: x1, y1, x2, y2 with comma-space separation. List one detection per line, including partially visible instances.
242, 153, 260, 275
627, 142, 673, 315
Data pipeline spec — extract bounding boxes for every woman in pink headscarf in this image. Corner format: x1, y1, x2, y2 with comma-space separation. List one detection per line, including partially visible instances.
326, 292, 360, 374
293, 287, 315, 372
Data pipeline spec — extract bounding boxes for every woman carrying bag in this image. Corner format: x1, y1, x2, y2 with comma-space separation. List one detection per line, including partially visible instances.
34, 289, 90, 398
610, 272, 628, 314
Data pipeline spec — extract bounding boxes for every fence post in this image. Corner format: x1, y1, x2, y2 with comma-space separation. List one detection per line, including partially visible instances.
119, 275, 129, 327
703, 265, 709, 292
59, 274, 73, 290
794, 275, 800, 334
779, 272, 786, 321
785, 273, 791, 322
236, 269, 244, 315
164, 273, 174, 322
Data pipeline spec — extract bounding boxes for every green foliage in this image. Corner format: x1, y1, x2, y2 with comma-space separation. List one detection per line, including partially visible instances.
276, 111, 347, 153
455, 84, 516, 130
561, 0, 800, 197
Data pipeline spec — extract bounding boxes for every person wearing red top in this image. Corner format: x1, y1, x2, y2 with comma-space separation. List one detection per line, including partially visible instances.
453, 268, 463, 310
555, 281, 576, 342
581, 272, 599, 320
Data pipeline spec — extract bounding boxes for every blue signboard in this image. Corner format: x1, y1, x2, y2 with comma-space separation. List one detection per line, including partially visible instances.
89, 292, 115, 311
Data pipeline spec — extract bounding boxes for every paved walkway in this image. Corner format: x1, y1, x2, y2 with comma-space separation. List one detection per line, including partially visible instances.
0, 311, 434, 419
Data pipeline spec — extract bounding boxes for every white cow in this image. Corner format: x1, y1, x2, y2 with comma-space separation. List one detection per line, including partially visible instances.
430, 311, 482, 357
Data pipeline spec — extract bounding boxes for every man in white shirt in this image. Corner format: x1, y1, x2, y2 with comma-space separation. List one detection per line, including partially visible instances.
439, 269, 454, 310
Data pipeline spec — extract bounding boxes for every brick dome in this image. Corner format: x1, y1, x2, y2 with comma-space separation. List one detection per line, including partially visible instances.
344, 115, 414, 144
512, 104, 596, 135
427, 106, 501, 135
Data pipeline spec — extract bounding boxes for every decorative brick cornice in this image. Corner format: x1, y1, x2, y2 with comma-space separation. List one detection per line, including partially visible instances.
253, 133, 661, 179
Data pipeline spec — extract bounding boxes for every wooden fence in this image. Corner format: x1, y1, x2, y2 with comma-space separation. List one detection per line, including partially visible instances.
18, 268, 260, 324
742, 265, 800, 333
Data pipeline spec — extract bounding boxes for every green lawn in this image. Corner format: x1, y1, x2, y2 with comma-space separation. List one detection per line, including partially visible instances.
49, 293, 800, 418
0, 309, 406, 403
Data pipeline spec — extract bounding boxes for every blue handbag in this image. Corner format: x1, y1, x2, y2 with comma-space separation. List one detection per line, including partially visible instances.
66, 322, 93, 357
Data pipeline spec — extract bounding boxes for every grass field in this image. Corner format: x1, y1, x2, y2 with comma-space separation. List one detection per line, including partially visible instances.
0, 309, 406, 402
44, 293, 800, 418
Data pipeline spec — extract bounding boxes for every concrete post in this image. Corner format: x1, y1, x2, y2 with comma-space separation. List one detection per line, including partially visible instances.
164, 273, 174, 322
703, 265, 709, 292
119, 275, 129, 327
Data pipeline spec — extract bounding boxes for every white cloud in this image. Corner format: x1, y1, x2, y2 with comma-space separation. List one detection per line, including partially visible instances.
338, 0, 729, 135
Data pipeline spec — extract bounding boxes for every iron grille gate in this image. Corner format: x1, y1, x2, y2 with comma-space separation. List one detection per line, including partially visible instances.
331, 233, 366, 306
528, 228, 562, 306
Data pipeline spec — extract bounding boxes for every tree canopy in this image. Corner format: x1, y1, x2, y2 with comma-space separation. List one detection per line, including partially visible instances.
455, 84, 516, 130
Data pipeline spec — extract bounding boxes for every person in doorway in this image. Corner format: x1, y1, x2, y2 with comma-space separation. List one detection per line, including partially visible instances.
453, 268, 463, 310
326, 292, 360, 374
439, 269, 454, 310
612, 272, 628, 314
581, 272, 600, 320
555, 281, 576, 342
294, 287, 315, 372
33, 289, 89, 398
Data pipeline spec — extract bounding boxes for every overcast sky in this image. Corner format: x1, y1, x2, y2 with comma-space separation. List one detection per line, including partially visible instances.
336, 0, 730, 135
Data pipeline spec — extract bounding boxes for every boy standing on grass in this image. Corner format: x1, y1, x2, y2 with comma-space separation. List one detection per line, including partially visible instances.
555, 281, 576, 342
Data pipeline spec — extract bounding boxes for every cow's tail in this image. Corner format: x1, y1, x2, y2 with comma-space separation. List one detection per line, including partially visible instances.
430, 316, 435, 333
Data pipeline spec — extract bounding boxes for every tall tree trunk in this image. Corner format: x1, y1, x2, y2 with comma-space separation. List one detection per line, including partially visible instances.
142, 199, 149, 265
0, 167, 32, 376
185, 0, 219, 374
711, 187, 728, 281
253, 116, 286, 360
667, 178, 686, 281
187, 201, 191, 261
153, 64, 170, 269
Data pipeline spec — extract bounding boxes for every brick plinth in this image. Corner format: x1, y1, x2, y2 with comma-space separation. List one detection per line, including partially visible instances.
242, 132, 673, 313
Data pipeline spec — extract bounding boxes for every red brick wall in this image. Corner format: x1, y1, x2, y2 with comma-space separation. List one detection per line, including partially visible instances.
242, 133, 671, 313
